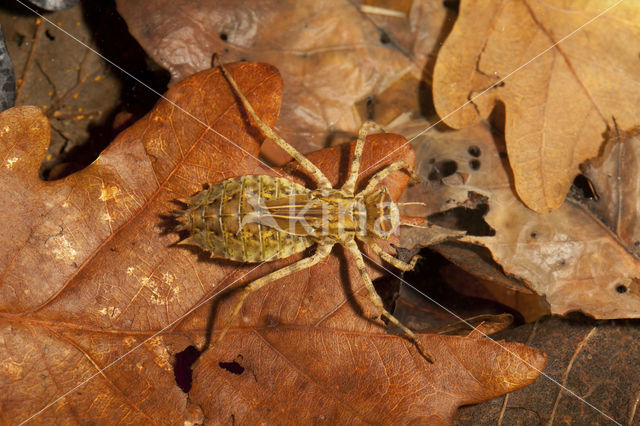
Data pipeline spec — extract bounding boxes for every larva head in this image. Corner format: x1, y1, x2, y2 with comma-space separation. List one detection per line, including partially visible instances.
363, 187, 399, 240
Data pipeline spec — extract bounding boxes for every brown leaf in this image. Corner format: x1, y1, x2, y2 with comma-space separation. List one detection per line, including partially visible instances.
400, 122, 640, 319
0, 63, 545, 423
432, 0, 640, 212
114, 0, 449, 159
581, 128, 640, 257
456, 317, 639, 424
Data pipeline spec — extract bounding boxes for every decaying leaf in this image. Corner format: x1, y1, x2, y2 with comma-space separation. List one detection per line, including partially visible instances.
456, 317, 639, 424
432, 0, 640, 212
115, 0, 449, 161
0, 63, 546, 423
400, 122, 640, 319
0, 25, 15, 112
581, 127, 640, 258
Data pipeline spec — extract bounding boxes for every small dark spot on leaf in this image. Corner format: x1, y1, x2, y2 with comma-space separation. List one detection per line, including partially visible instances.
468, 145, 481, 157
616, 285, 628, 294
45, 30, 55, 41
530, 232, 537, 238
429, 160, 458, 181
224, 47, 229, 54
110, 247, 116, 252
379, 31, 391, 45
219, 361, 245, 375
495, 81, 505, 88
173, 345, 200, 393
469, 159, 481, 170
634, 241, 639, 247
15, 33, 25, 47
219, 32, 228, 42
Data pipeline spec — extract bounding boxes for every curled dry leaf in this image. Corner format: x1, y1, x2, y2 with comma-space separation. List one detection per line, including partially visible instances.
0, 63, 545, 423
400, 122, 640, 319
432, 0, 640, 212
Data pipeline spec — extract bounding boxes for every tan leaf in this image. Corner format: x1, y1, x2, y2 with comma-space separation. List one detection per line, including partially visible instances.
432, 0, 640, 212
401, 122, 640, 319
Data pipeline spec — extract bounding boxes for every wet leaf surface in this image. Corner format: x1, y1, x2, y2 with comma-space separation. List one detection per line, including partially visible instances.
0, 25, 15, 111
0, 2, 168, 179
432, 0, 640, 212
25, 0, 79, 12
0, 63, 545, 423
456, 316, 639, 425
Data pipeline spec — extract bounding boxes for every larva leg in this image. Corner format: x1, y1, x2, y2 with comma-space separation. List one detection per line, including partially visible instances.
217, 62, 333, 189
342, 121, 384, 195
204, 243, 334, 355
361, 160, 418, 196
365, 240, 420, 271
345, 240, 434, 363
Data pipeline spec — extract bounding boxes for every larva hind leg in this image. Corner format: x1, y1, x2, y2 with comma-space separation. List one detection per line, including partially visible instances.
345, 240, 434, 363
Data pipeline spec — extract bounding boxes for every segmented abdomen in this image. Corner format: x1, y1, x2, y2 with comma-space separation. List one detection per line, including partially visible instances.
177, 175, 314, 262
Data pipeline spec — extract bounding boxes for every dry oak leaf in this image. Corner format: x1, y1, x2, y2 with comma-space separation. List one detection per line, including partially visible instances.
432, 0, 640, 213
115, 0, 441, 160
0, 63, 545, 424
400, 122, 640, 319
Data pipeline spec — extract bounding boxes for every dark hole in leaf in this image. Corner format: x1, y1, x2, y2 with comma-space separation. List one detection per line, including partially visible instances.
571, 174, 599, 200
219, 360, 245, 375
366, 95, 375, 119
379, 31, 391, 45
45, 29, 55, 41
530, 232, 537, 238
15, 33, 25, 47
428, 160, 458, 181
442, 0, 460, 13
173, 345, 200, 393
428, 204, 495, 236
219, 32, 228, 42
469, 159, 481, 170
616, 285, 628, 294
468, 145, 481, 157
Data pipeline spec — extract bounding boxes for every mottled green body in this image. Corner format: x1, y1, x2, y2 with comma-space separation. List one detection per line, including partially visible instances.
179, 175, 313, 262
176, 174, 395, 263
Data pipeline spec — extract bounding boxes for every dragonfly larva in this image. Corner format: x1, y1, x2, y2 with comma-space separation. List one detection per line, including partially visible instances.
175, 61, 433, 363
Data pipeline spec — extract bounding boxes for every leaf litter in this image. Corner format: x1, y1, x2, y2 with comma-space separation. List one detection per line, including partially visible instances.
6, 0, 640, 423
0, 63, 545, 424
